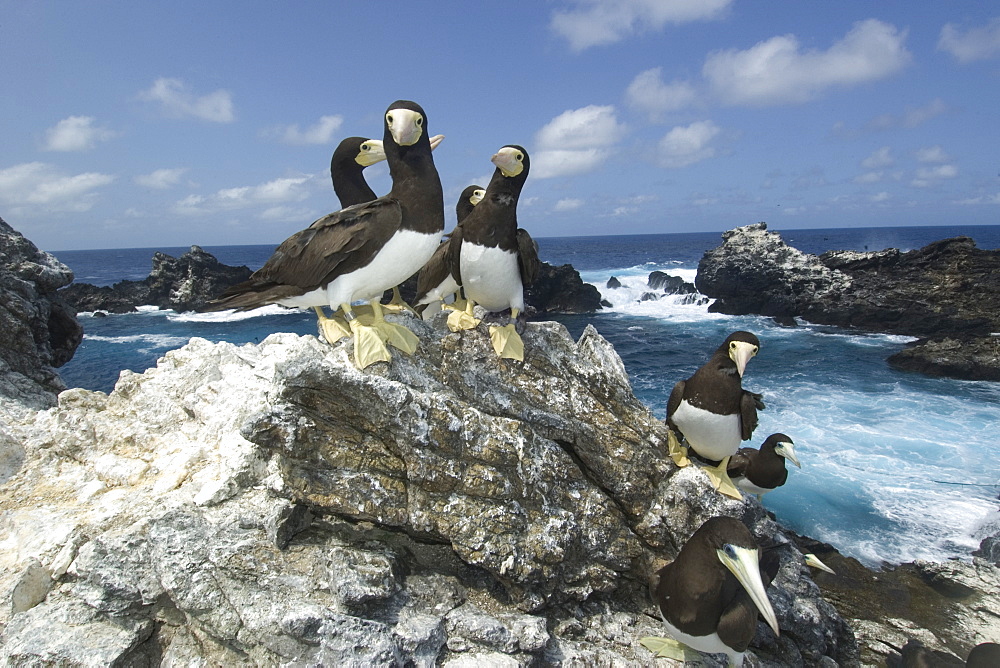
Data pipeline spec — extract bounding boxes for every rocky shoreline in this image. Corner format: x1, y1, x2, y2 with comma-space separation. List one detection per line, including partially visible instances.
3, 217, 998, 665
696, 222, 1000, 381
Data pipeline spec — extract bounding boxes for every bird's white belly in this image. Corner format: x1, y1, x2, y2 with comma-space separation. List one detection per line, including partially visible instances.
279, 230, 441, 309
735, 478, 773, 496
460, 244, 523, 312
671, 400, 741, 460
659, 611, 744, 666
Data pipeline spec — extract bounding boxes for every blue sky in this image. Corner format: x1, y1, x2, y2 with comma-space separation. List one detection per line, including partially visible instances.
2, 1, 999, 251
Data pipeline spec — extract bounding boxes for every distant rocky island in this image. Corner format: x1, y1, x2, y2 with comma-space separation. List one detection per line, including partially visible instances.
697, 222, 1000, 381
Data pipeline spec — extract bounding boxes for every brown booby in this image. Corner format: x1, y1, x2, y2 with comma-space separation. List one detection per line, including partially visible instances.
648, 516, 780, 667
445, 145, 539, 360
413, 184, 485, 317
666, 331, 762, 496
726, 433, 800, 499
206, 100, 444, 368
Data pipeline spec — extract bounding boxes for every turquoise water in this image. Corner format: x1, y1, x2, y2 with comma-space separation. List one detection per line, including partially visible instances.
53, 225, 1000, 566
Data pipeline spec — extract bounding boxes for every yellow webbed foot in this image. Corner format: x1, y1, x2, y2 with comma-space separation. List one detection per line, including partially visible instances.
447, 308, 480, 332
314, 307, 351, 344
373, 319, 419, 355
382, 287, 417, 315
666, 429, 691, 467
442, 297, 468, 312
349, 318, 392, 369
489, 324, 524, 360
639, 636, 699, 662
702, 456, 743, 500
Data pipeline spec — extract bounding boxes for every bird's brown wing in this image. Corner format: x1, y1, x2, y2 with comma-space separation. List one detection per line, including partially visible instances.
666, 380, 685, 427
516, 228, 540, 286
739, 390, 759, 441
446, 223, 465, 287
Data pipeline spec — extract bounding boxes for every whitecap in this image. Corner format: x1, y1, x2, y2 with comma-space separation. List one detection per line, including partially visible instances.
168, 304, 299, 323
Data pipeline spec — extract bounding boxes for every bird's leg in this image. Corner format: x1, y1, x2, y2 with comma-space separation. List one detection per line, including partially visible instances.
489, 308, 525, 361
314, 306, 351, 343
382, 286, 418, 315
442, 289, 467, 313
666, 429, 690, 467
446, 297, 480, 331
369, 300, 419, 354
342, 303, 392, 368
701, 455, 744, 500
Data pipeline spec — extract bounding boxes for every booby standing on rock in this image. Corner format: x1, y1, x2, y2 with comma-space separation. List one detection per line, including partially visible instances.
207, 100, 444, 369
666, 331, 762, 498
413, 184, 485, 317
446, 145, 539, 360
645, 516, 780, 667
727, 433, 800, 499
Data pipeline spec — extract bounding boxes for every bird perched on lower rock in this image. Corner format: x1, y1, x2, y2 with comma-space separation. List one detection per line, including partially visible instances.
646, 516, 780, 667
667, 331, 763, 497
727, 433, 800, 499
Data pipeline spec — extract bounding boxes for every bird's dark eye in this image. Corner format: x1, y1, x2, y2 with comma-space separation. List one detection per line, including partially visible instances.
361, 143, 370, 151
730, 342, 737, 349
752, 346, 759, 355
386, 114, 394, 125
723, 544, 737, 559
516, 153, 524, 161
416, 117, 423, 126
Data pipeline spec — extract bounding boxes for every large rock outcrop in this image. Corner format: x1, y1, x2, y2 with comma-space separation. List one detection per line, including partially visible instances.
697, 223, 1000, 381
0, 316, 854, 666
60, 245, 253, 313
0, 217, 83, 408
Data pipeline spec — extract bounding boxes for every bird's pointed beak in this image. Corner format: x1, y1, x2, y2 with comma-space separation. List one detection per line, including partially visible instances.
387, 108, 424, 146
804, 553, 836, 574
730, 341, 757, 376
718, 545, 780, 636
356, 140, 386, 167
491, 147, 523, 177
429, 134, 445, 150
776, 441, 801, 468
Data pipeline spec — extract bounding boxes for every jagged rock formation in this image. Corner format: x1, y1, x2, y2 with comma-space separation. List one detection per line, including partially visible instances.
60, 245, 253, 314
523, 262, 604, 315
791, 532, 1000, 666
0, 316, 854, 666
697, 223, 1000, 381
0, 217, 83, 408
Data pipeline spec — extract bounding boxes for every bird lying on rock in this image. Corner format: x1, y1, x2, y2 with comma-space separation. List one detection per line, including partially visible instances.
413, 184, 485, 318
885, 638, 1000, 668
206, 100, 444, 369
446, 145, 539, 360
727, 433, 800, 499
666, 331, 763, 499
643, 515, 780, 667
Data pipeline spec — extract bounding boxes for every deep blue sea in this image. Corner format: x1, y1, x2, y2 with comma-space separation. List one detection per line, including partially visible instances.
52, 225, 1000, 567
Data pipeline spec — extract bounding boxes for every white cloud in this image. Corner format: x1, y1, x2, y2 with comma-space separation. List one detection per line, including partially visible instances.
134, 168, 188, 189
938, 17, 1000, 63
43, 116, 116, 151
870, 191, 890, 202
625, 68, 698, 120
0, 162, 115, 213
264, 115, 344, 145
551, 0, 732, 51
554, 198, 584, 212
532, 105, 626, 178
703, 19, 911, 106
911, 164, 958, 188
914, 145, 950, 163
657, 120, 721, 168
956, 193, 1000, 205
172, 175, 313, 216
854, 171, 883, 184
862, 146, 893, 169
138, 77, 235, 122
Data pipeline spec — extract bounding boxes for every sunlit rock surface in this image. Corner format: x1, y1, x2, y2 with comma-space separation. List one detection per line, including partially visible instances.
0, 316, 854, 666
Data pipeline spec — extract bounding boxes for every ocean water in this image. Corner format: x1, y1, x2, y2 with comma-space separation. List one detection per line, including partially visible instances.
53, 225, 1000, 567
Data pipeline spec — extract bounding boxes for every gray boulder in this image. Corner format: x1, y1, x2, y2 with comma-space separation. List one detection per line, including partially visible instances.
0, 316, 854, 666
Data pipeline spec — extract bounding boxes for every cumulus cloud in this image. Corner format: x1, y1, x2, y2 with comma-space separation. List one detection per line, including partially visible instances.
134, 168, 188, 189
938, 17, 1000, 63
172, 175, 314, 216
0, 162, 115, 213
43, 116, 116, 151
703, 19, 911, 106
657, 120, 721, 168
625, 68, 698, 121
139, 77, 235, 122
532, 105, 626, 178
263, 115, 344, 145
854, 171, 884, 184
551, 0, 732, 51
861, 146, 893, 169
915, 145, 950, 163
911, 164, 958, 188
554, 198, 584, 212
